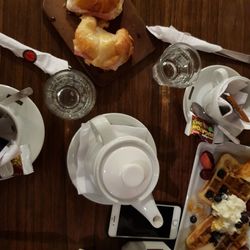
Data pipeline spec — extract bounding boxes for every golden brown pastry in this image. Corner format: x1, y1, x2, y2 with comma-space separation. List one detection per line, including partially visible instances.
73, 16, 134, 71
66, 0, 124, 20
235, 160, 250, 182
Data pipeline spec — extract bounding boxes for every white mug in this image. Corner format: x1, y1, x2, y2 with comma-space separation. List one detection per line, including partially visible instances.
0, 103, 22, 145
202, 68, 250, 136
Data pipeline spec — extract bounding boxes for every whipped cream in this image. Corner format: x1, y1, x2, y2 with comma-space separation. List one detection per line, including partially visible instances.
211, 194, 246, 234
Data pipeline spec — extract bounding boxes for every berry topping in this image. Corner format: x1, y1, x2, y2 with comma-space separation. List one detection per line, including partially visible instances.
199, 151, 215, 170
209, 231, 221, 245
235, 221, 243, 229
214, 194, 223, 202
200, 169, 213, 180
205, 190, 214, 199
209, 236, 216, 245
217, 168, 226, 179
240, 212, 249, 224
211, 231, 222, 241
190, 215, 197, 223
219, 185, 228, 194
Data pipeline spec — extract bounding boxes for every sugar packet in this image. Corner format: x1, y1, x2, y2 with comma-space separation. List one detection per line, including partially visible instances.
185, 111, 214, 143
0, 144, 33, 179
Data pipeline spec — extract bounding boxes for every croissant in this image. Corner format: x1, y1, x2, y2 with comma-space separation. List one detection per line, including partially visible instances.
66, 0, 124, 20
73, 16, 134, 71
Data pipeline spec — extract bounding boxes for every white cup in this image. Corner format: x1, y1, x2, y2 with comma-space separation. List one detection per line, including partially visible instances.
202, 68, 250, 136
0, 103, 22, 145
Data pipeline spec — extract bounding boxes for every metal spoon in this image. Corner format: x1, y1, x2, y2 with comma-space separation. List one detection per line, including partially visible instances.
190, 102, 240, 144
0, 87, 33, 106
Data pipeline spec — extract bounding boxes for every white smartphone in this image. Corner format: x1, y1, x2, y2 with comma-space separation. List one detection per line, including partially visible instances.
108, 204, 181, 240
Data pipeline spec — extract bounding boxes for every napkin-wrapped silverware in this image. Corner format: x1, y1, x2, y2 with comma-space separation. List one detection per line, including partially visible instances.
0, 32, 69, 74
146, 25, 250, 64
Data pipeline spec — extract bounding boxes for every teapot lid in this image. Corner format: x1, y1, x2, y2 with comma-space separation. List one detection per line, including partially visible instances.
95, 136, 159, 202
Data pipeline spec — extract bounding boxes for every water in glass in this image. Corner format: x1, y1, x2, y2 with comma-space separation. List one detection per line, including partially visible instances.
153, 43, 201, 88
44, 69, 96, 120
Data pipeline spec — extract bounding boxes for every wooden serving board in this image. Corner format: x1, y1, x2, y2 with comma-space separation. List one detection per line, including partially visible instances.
43, 0, 155, 86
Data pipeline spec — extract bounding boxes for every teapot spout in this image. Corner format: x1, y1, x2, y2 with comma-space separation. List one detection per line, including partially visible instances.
132, 194, 163, 228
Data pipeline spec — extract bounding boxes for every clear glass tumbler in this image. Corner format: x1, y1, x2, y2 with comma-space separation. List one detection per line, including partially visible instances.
152, 43, 201, 88
43, 69, 96, 120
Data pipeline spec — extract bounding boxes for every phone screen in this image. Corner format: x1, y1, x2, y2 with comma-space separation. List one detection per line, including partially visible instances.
116, 205, 175, 238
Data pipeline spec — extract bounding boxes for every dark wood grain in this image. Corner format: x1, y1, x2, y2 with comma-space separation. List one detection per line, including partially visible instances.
0, 0, 250, 250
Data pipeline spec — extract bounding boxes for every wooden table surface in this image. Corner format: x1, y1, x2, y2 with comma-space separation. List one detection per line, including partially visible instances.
0, 1, 250, 249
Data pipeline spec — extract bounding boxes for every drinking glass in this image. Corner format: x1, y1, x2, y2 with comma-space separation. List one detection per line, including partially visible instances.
152, 43, 201, 88
43, 69, 96, 120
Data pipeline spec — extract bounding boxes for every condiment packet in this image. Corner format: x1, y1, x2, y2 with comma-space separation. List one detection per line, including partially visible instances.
185, 111, 214, 143
0, 144, 33, 179
0, 142, 19, 166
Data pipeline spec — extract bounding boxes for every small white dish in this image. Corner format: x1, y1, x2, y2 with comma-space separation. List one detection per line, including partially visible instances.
174, 142, 250, 250
67, 113, 157, 204
0, 84, 45, 163
183, 65, 239, 122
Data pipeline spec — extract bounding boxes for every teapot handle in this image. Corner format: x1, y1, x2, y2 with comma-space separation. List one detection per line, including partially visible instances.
90, 115, 117, 144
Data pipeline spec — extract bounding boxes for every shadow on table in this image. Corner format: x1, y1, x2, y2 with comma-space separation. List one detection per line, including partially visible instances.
0, 230, 96, 250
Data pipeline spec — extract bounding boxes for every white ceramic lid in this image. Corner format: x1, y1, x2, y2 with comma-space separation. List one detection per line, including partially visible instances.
95, 136, 159, 202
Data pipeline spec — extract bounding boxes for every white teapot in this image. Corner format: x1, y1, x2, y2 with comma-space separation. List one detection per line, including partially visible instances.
67, 113, 163, 228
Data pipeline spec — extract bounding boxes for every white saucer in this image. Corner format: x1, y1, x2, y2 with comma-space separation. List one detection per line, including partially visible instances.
67, 113, 157, 204
0, 84, 45, 163
183, 65, 240, 122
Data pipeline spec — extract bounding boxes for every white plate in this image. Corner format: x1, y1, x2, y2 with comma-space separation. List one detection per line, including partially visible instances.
183, 65, 240, 122
174, 142, 250, 250
67, 113, 157, 204
0, 84, 45, 163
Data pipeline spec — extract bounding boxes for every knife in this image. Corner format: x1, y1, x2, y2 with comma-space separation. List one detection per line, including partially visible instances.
216, 49, 250, 64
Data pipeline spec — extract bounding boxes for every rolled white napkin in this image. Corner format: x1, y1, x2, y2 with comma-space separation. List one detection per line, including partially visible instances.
74, 122, 150, 195
0, 32, 69, 75
76, 122, 96, 195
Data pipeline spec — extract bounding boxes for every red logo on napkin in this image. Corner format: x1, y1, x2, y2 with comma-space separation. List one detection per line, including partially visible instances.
23, 50, 37, 63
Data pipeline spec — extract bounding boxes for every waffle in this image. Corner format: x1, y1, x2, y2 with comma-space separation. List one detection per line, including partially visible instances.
186, 215, 214, 249
235, 160, 250, 182
186, 215, 248, 250
186, 153, 250, 249
199, 153, 250, 205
